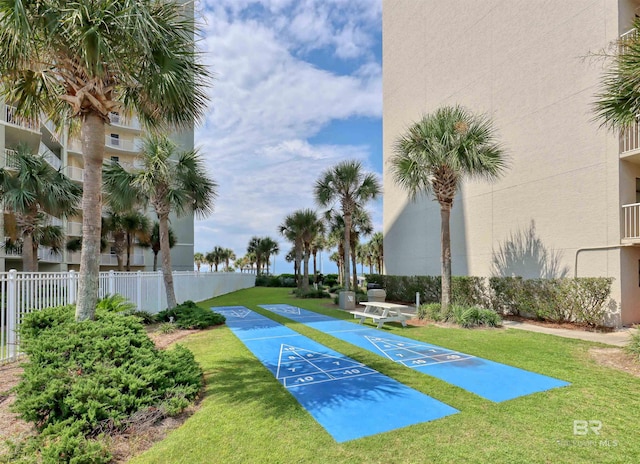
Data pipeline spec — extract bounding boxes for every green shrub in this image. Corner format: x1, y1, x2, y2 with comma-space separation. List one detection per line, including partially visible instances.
156, 300, 225, 329
417, 303, 441, 321
294, 288, 330, 299
489, 277, 524, 316
561, 278, 613, 327
158, 322, 177, 334
1, 419, 112, 464
455, 306, 502, 328
328, 285, 344, 294
489, 277, 613, 326
10, 305, 203, 462
323, 274, 339, 287
625, 330, 640, 362
130, 310, 156, 324
96, 294, 136, 314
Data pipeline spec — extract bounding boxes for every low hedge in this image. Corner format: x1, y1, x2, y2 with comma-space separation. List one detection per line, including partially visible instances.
368, 274, 614, 327
417, 303, 502, 328
155, 300, 226, 329
7, 303, 203, 463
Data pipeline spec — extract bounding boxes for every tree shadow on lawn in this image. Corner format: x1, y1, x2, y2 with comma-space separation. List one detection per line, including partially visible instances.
201, 356, 422, 418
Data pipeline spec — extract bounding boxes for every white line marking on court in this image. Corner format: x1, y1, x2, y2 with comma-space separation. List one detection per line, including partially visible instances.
243, 334, 302, 341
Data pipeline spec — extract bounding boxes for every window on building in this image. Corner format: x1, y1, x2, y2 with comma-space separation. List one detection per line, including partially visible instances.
110, 133, 120, 146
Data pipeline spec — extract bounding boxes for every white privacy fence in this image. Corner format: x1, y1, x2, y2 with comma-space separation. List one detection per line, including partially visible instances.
0, 270, 255, 363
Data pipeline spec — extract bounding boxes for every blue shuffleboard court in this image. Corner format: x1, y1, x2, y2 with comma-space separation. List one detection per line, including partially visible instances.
213, 306, 458, 442
258, 304, 570, 403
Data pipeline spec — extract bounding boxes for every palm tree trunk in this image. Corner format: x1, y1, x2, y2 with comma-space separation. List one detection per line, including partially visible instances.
351, 247, 357, 290
159, 212, 177, 309
312, 251, 318, 283
343, 212, 352, 291
295, 239, 303, 290
76, 112, 105, 321
153, 251, 159, 271
22, 232, 36, 272
126, 233, 132, 271
302, 244, 310, 292
440, 203, 452, 309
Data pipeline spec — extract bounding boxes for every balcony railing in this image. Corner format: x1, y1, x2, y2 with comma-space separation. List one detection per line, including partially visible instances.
67, 251, 145, 266
40, 144, 62, 170
43, 119, 61, 143
108, 113, 141, 130
105, 135, 142, 152
620, 121, 640, 155
64, 165, 84, 182
622, 203, 640, 240
1, 148, 19, 169
0, 239, 62, 263
67, 221, 82, 236
2, 105, 39, 131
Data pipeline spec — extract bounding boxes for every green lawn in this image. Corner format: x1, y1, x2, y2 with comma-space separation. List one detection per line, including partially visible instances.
130, 287, 640, 464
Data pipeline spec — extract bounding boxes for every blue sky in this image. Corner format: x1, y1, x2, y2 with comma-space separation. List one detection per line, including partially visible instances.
194, 0, 382, 275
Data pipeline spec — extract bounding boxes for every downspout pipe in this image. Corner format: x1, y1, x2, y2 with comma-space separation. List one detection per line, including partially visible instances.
574, 244, 634, 278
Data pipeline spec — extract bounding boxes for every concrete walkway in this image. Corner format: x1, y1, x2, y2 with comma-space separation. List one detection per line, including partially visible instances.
502, 320, 637, 347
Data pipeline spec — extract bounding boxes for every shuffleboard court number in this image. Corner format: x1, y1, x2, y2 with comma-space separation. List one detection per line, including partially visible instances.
342, 369, 360, 375
412, 359, 427, 365
446, 355, 461, 360
295, 376, 314, 383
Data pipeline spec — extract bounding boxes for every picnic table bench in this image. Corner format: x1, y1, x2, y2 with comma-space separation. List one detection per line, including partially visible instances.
351, 301, 412, 329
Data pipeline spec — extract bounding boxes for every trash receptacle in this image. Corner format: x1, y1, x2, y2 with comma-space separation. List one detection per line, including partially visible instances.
367, 289, 386, 303
366, 282, 383, 291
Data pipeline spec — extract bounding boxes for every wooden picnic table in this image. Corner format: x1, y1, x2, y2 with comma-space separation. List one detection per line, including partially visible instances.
351, 301, 412, 329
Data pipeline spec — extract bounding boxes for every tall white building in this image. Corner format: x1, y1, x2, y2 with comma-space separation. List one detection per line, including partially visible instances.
0, 103, 195, 272
382, 0, 640, 326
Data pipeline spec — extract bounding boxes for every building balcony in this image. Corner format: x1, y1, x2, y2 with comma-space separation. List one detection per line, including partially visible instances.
40, 144, 62, 170
1, 105, 39, 132
622, 202, 640, 243
64, 165, 84, 182
1, 148, 19, 169
0, 239, 62, 263
67, 251, 146, 266
108, 113, 141, 131
105, 135, 142, 153
68, 136, 143, 155
67, 221, 82, 236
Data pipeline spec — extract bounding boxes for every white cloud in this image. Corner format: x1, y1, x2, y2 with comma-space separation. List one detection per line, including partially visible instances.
194, 0, 382, 268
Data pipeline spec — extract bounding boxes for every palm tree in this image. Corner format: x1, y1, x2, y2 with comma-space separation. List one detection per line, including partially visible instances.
285, 248, 298, 281
279, 214, 304, 289
311, 234, 326, 284
259, 237, 279, 275
222, 248, 236, 272
103, 134, 217, 309
279, 209, 322, 292
326, 207, 372, 289
208, 246, 225, 272
122, 212, 151, 271
369, 232, 384, 274
103, 211, 127, 271
0, 144, 81, 271
391, 105, 507, 309
194, 252, 204, 272
144, 222, 177, 272
0, 1, 210, 320
594, 19, 640, 129
314, 160, 381, 295
247, 237, 265, 276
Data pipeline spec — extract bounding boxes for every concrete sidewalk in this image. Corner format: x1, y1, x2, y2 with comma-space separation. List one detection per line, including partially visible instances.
502, 320, 637, 347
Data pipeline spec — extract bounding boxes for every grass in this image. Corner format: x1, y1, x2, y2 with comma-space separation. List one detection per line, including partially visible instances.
130, 287, 640, 464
